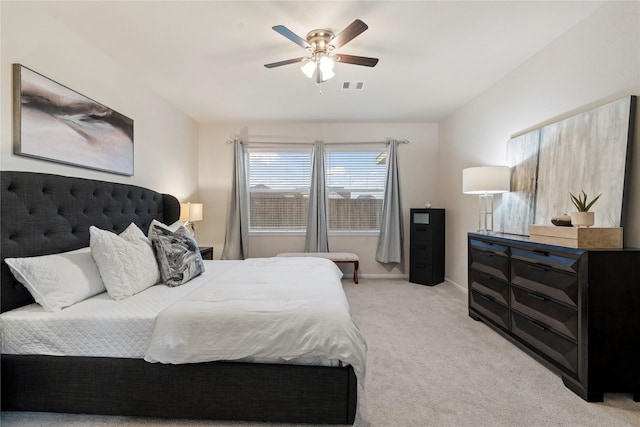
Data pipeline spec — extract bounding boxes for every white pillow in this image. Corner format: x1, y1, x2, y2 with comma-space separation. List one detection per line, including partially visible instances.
90, 223, 160, 300
5, 247, 106, 312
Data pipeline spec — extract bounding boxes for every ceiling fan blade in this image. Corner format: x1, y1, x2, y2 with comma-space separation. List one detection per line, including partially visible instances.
329, 19, 368, 50
264, 57, 307, 68
272, 25, 311, 49
335, 54, 379, 67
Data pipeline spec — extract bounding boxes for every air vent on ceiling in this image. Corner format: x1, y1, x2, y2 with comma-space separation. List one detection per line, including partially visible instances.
342, 81, 366, 90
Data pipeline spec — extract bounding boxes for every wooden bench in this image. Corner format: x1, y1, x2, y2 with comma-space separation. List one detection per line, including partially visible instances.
276, 252, 359, 284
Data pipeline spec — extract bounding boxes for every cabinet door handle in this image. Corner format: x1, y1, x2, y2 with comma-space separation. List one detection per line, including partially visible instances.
528, 319, 547, 331
527, 292, 546, 301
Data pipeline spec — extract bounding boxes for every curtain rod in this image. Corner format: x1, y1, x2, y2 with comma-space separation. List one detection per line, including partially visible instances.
226, 139, 409, 145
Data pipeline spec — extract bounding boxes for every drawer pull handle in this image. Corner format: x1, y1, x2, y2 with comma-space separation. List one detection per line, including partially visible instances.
477, 293, 495, 302
533, 249, 550, 256
482, 252, 494, 258
480, 273, 493, 280
528, 293, 546, 301
528, 320, 547, 331
528, 264, 549, 272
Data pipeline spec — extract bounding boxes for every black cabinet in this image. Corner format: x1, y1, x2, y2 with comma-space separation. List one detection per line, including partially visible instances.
409, 209, 445, 286
468, 232, 640, 402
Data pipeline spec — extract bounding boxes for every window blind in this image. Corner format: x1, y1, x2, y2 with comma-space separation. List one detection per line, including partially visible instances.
325, 148, 386, 231
247, 148, 312, 231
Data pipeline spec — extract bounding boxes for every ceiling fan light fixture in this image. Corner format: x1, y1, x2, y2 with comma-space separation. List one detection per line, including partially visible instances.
266, 19, 378, 85
319, 68, 335, 82
319, 55, 335, 72
301, 60, 316, 78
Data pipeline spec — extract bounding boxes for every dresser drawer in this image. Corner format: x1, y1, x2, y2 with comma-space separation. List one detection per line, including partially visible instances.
511, 247, 579, 274
511, 311, 578, 374
410, 266, 434, 285
411, 226, 432, 245
410, 245, 433, 261
511, 259, 578, 307
469, 269, 509, 305
470, 289, 509, 329
511, 285, 578, 341
469, 248, 509, 282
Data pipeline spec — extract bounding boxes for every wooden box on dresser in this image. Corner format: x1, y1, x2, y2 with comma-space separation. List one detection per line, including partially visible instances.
467, 232, 640, 402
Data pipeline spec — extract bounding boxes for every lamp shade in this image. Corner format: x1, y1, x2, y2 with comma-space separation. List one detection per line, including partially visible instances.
180, 202, 203, 222
462, 166, 510, 194
301, 61, 316, 78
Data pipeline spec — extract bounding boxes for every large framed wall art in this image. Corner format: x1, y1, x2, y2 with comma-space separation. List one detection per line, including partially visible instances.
500, 95, 636, 235
12, 64, 134, 176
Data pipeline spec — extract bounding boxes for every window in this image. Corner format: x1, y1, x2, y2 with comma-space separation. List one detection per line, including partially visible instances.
246, 144, 386, 232
247, 147, 312, 231
326, 148, 386, 231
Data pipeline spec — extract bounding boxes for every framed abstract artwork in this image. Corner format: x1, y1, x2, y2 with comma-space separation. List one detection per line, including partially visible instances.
503, 95, 636, 235
12, 64, 134, 176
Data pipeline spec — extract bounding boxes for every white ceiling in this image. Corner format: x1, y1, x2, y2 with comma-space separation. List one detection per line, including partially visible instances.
36, 1, 604, 124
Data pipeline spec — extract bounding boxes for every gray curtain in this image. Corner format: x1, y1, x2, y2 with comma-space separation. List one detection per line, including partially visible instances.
222, 139, 249, 260
376, 139, 404, 264
305, 141, 329, 252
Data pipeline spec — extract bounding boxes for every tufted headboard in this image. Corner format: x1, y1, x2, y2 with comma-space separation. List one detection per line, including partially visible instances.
1, 171, 181, 313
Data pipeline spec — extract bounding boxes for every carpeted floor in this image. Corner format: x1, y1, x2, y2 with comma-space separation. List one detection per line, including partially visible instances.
2, 279, 638, 426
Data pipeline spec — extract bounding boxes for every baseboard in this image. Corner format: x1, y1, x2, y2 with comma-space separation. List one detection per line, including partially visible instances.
347, 275, 466, 284
353, 273, 408, 280
445, 277, 467, 293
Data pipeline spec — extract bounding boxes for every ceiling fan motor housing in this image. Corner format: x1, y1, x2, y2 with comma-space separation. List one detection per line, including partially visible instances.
306, 29, 335, 54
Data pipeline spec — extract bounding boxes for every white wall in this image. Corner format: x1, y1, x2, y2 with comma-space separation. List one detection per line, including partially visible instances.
198, 122, 438, 277
0, 2, 199, 200
439, 1, 640, 289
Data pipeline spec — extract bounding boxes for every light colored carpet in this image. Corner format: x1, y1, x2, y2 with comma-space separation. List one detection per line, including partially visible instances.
2, 279, 638, 426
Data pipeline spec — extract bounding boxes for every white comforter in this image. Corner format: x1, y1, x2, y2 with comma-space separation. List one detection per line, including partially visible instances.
144, 257, 367, 382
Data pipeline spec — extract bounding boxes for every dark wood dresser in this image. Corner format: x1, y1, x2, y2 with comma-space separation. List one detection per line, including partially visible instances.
409, 208, 445, 286
467, 232, 640, 402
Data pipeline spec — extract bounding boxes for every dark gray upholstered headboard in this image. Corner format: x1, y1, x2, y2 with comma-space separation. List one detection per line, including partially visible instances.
1, 171, 181, 313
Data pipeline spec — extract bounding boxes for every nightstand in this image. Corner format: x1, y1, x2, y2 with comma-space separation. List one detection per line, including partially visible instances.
199, 246, 213, 260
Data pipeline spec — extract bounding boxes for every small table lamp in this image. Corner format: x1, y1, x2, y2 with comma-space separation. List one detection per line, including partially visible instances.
462, 166, 510, 233
180, 202, 203, 235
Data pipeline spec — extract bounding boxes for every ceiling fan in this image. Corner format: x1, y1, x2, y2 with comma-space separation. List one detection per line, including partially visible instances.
264, 19, 379, 84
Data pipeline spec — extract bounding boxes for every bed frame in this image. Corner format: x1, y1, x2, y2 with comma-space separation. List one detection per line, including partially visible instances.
1, 171, 357, 424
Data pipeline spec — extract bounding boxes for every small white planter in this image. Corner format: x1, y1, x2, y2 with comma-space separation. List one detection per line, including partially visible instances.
571, 211, 595, 227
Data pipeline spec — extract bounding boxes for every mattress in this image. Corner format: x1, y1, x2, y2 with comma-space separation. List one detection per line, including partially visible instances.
1, 259, 359, 373
0, 261, 241, 358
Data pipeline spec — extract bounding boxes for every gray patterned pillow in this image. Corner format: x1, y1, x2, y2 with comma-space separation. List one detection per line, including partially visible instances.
149, 225, 204, 287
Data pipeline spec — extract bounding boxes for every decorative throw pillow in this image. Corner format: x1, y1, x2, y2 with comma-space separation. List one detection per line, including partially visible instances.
5, 247, 106, 311
147, 219, 186, 238
148, 224, 204, 287
90, 223, 160, 300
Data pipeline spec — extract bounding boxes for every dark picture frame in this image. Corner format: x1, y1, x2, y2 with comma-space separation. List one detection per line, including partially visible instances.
12, 64, 134, 176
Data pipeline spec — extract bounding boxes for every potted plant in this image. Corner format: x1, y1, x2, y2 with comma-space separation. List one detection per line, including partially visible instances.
569, 190, 601, 227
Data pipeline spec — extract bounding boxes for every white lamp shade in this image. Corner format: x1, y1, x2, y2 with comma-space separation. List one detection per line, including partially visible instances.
301, 61, 316, 78
462, 166, 510, 194
180, 202, 203, 222
319, 56, 335, 72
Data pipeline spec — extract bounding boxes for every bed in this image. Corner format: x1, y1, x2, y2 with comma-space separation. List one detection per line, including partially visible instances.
0, 171, 361, 424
